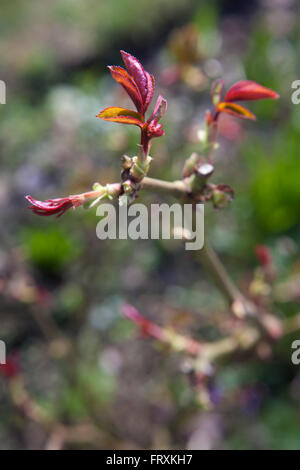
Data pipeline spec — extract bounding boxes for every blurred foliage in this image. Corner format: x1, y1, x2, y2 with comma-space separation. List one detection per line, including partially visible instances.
21, 227, 83, 274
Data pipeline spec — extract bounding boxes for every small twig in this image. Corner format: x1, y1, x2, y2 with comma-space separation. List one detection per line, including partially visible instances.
142, 176, 187, 198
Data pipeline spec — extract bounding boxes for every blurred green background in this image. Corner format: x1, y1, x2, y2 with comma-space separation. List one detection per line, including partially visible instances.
0, 0, 300, 449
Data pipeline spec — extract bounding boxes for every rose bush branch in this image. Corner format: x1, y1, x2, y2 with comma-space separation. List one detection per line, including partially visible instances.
26, 51, 278, 213
25, 51, 282, 390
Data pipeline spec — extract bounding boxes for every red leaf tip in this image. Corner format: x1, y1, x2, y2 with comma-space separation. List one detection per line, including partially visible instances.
26, 195, 82, 217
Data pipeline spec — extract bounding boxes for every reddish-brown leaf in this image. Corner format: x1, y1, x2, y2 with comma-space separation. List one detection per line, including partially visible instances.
144, 72, 155, 112
108, 66, 144, 114
25, 195, 81, 217
148, 95, 167, 122
217, 102, 256, 120
96, 107, 144, 126
121, 50, 148, 103
224, 80, 279, 102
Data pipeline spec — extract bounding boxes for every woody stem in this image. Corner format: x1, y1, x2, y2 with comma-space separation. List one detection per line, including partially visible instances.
141, 176, 186, 197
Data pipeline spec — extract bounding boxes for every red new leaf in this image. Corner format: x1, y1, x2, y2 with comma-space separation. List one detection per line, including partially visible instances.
108, 66, 144, 113
224, 80, 279, 102
26, 195, 82, 217
97, 107, 144, 126
148, 94, 168, 123
144, 72, 155, 112
121, 50, 154, 112
217, 102, 256, 120
121, 51, 148, 100
97, 51, 166, 155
